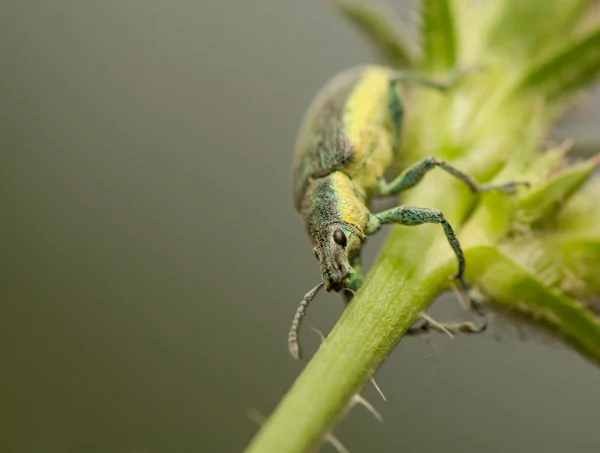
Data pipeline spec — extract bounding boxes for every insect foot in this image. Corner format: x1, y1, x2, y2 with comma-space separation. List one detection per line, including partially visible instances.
407, 312, 487, 339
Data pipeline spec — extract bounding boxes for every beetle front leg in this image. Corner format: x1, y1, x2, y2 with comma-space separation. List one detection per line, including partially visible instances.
372, 206, 466, 285
343, 253, 364, 304
378, 156, 529, 197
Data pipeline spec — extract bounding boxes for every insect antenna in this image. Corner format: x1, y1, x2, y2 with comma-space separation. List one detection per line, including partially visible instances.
288, 282, 325, 359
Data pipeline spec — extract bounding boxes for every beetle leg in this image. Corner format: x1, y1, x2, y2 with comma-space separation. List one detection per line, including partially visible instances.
406, 312, 487, 337
390, 66, 482, 92
343, 253, 364, 304
377, 156, 529, 197
373, 205, 466, 285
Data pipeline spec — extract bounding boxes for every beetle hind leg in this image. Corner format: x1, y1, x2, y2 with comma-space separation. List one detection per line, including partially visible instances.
377, 156, 529, 197
390, 66, 483, 92
406, 312, 487, 337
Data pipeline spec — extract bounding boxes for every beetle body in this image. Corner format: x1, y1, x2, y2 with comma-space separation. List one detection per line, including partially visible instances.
293, 66, 400, 291
287, 65, 526, 359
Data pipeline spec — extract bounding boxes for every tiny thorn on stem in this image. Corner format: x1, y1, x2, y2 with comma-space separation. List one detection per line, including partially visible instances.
352, 394, 384, 423
370, 376, 387, 402
325, 433, 350, 453
247, 408, 266, 426
311, 326, 327, 343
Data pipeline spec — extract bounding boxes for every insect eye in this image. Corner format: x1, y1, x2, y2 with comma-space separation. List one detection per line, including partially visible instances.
333, 229, 347, 247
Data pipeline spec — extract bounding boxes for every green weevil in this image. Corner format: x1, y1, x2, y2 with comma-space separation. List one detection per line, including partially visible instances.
288, 65, 525, 359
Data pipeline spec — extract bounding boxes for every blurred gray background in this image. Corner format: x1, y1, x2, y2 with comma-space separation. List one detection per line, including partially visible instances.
2, 1, 600, 452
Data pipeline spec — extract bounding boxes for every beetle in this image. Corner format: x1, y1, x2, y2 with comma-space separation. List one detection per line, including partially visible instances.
288, 65, 526, 359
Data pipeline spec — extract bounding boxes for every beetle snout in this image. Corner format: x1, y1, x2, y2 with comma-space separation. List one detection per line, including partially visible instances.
316, 235, 355, 292
329, 281, 343, 292
328, 280, 348, 292
323, 266, 353, 292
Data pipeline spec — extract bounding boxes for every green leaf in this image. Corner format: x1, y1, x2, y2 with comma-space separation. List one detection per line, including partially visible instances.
559, 237, 600, 297
554, 175, 600, 295
467, 245, 600, 365
459, 145, 569, 248
486, 0, 594, 62
334, 0, 413, 68
517, 157, 599, 224
556, 173, 600, 235
519, 27, 600, 100
421, 0, 456, 72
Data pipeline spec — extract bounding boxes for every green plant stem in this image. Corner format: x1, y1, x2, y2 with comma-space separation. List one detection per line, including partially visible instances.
246, 174, 600, 453
246, 181, 463, 453
246, 256, 445, 453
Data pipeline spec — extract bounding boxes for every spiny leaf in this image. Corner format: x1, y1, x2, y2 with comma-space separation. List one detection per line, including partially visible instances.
555, 237, 600, 297
421, 0, 456, 72
467, 245, 600, 365
459, 147, 570, 248
524, 147, 569, 183
517, 156, 599, 223
519, 26, 600, 100
554, 175, 600, 294
556, 173, 600, 234
334, 0, 413, 68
